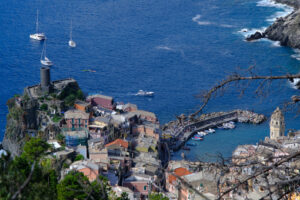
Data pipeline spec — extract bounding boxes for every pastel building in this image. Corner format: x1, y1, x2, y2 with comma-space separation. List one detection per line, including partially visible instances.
64, 109, 90, 129
87, 94, 115, 110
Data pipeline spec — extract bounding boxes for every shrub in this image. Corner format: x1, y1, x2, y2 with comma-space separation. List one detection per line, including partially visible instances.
40, 103, 48, 111
74, 154, 84, 161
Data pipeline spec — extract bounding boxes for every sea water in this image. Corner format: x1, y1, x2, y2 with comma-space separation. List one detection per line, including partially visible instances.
0, 0, 299, 160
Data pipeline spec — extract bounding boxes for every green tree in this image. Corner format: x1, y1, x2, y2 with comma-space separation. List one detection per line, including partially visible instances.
22, 138, 50, 162
0, 146, 57, 199
75, 154, 84, 161
117, 192, 130, 200
76, 89, 85, 100
149, 193, 169, 200
40, 103, 48, 111
64, 94, 76, 106
57, 172, 110, 200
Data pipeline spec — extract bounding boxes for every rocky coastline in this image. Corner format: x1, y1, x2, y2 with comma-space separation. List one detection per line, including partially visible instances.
247, 0, 300, 49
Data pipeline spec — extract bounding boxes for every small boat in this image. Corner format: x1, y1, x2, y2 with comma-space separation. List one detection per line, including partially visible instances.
208, 128, 215, 133
197, 131, 206, 137
82, 69, 96, 73
30, 10, 46, 41
192, 136, 203, 141
135, 90, 154, 97
186, 142, 196, 146
68, 20, 76, 48
222, 122, 236, 129
40, 40, 53, 66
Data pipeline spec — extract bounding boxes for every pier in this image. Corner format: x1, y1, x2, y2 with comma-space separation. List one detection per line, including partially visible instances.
164, 110, 266, 151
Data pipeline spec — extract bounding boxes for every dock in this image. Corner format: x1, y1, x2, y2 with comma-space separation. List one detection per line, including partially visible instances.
164, 110, 266, 151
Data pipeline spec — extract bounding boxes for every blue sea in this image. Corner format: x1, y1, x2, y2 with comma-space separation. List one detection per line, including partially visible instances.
0, 0, 299, 160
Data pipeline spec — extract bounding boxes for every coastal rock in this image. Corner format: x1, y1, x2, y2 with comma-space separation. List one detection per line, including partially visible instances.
264, 9, 300, 49
246, 31, 265, 41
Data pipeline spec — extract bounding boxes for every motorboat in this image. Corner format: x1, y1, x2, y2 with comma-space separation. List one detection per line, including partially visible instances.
30, 10, 46, 41
68, 20, 76, 48
135, 90, 154, 97
197, 131, 206, 137
40, 40, 53, 66
222, 122, 236, 129
205, 128, 215, 134
192, 136, 203, 141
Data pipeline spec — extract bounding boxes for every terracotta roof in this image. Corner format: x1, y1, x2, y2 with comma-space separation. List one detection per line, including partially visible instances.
87, 94, 113, 101
168, 167, 192, 184
105, 139, 128, 149
64, 109, 89, 119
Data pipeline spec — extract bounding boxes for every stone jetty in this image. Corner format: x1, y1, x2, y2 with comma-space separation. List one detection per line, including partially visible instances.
162, 110, 266, 151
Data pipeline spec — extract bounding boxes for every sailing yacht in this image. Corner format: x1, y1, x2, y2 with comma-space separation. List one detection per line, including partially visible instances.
68, 20, 76, 48
40, 40, 53, 66
30, 10, 46, 41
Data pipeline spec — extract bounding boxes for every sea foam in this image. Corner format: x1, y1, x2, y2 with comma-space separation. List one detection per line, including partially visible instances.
257, 0, 293, 24
192, 14, 211, 26
291, 49, 300, 60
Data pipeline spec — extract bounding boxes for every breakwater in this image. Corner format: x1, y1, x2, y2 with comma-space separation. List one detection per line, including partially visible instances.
163, 110, 266, 151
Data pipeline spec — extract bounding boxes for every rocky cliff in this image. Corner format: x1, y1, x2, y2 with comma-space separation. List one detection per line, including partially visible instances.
2, 79, 81, 157
265, 9, 300, 48
248, 0, 300, 48
2, 97, 39, 157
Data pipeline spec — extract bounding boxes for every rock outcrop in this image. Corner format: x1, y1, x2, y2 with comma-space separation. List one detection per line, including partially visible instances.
2, 98, 39, 157
258, 0, 300, 48
246, 31, 265, 41
264, 10, 300, 48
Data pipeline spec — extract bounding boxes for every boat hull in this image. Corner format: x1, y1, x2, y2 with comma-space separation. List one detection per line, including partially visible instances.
41, 60, 53, 66
30, 33, 46, 41
69, 40, 76, 48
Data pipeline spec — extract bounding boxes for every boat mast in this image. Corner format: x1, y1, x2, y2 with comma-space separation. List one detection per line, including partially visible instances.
36, 9, 39, 33
70, 20, 73, 40
41, 40, 46, 60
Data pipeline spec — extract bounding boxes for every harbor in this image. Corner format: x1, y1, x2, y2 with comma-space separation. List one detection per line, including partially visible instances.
162, 110, 266, 151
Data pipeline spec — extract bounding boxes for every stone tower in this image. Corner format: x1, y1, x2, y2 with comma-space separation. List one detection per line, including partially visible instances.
40, 66, 51, 94
270, 107, 285, 140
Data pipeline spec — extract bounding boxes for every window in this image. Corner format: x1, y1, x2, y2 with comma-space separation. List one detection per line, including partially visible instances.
144, 186, 147, 191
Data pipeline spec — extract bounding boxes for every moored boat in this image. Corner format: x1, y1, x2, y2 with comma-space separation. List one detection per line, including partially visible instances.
40, 40, 53, 66
192, 136, 203, 141
30, 10, 46, 41
135, 90, 154, 97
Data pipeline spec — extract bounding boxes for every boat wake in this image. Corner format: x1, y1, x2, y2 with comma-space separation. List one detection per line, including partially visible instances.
156, 46, 174, 51
192, 14, 211, 26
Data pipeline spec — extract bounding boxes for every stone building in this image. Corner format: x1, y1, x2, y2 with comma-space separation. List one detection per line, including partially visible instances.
270, 107, 285, 140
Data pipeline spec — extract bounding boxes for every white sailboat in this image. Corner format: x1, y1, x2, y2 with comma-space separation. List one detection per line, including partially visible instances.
68, 20, 76, 48
40, 40, 53, 66
30, 9, 46, 41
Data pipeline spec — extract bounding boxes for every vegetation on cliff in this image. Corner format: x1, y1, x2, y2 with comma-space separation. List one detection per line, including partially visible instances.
0, 138, 118, 200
